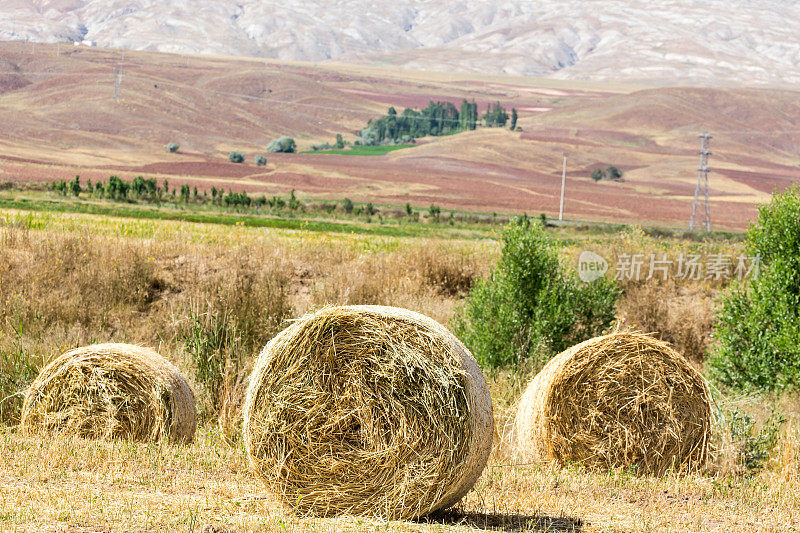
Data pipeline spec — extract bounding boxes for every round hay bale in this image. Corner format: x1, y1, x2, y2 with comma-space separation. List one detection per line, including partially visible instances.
21, 343, 196, 443
242, 305, 494, 519
514, 332, 711, 475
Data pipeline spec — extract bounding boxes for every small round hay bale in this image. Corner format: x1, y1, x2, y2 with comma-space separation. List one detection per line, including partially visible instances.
21, 343, 196, 443
514, 332, 711, 475
242, 305, 494, 519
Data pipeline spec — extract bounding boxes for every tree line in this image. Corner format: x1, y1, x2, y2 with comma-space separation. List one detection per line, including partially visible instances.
49, 175, 304, 211
358, 100, 518, 146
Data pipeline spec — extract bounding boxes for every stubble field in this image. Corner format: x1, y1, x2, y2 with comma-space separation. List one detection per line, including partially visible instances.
0, 205, 797, 532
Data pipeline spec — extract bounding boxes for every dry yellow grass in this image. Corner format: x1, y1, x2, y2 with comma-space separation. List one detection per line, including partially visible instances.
1, 410, 799, 532
0, 208, 797, 531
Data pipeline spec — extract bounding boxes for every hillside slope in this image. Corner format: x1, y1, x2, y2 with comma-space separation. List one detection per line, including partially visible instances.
1, 43, 799, 230
2, 0, 800, 84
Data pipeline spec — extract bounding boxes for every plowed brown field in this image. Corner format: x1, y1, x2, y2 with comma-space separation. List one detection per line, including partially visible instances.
2, 41, 799, 230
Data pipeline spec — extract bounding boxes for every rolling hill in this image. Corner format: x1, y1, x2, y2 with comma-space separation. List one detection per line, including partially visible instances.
2, 0, 800, 85
1, 41, 799, 230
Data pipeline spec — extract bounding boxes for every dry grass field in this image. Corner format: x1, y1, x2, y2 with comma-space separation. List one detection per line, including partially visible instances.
0, 207, 797, 532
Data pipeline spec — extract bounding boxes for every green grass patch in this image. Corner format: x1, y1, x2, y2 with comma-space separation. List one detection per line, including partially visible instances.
0, 196, 493, 240
305, 144, 416, 156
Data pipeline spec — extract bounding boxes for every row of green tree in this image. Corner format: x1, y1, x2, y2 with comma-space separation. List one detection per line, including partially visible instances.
358, 100, 518, 146
48, 176, 458, 225
49, 175, 305, 211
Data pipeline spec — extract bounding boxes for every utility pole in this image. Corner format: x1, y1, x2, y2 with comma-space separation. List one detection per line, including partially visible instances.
559, 154, 567, 221
689, 133, 712, 232
113, 66, 123, 99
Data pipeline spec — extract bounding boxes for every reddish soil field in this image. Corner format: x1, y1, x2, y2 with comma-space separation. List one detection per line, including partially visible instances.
1, 41, 799, 231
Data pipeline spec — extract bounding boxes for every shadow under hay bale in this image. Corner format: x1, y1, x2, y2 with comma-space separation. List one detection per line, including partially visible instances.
20, 343, 196, 443
422, 510, 584, 532
242, 305, 494, 520
514, 332, 711, 475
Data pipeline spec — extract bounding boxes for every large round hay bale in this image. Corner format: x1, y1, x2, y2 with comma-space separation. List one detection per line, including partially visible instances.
514, 332, 711, 475
242, 305, 494, 519
21, 343, 196, 443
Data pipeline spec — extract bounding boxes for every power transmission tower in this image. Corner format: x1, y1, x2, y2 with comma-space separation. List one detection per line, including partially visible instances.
113, 66, 123, 99
689, 132, 712, 232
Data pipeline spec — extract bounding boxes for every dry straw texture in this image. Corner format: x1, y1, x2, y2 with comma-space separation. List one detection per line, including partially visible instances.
21, 343, 196, 443
515, 332, 711, 475
242, 305, 494, 520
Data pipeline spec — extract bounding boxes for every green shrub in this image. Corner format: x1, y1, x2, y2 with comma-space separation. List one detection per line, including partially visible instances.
288, 189, 301, 211
165, 143, 180, 153
266, 136, 296, 153
709, 186, 800, 391
342, 198, 354, 214
229, 151, 245, 163
455, 220, 618, 369
254, 154, 267, 166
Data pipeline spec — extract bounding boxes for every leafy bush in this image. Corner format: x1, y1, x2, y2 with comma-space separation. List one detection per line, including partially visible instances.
165, 143, 180, 153
254, 154, 267, 166
428, 204, 441, 222
69, 175, 81, 196
229, 151, 245, 163
710, 186, 800, 391
342, 197, 354, 214
266, 136, 296, 153
455, 220, 618, 369
288, 189, 301, 211
591, 166, 622, 181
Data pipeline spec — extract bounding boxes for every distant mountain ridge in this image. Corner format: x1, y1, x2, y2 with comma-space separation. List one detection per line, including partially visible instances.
2, 0, 800, 85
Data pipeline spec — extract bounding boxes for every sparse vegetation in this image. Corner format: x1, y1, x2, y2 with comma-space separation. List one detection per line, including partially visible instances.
254, 154, 267, 166
165, 143, 180, 153
266, 136, 296, 153
228, 151, 245, 163
591, 165, 623, 181
358, 99, 509, 146
1, 182, 799, 531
